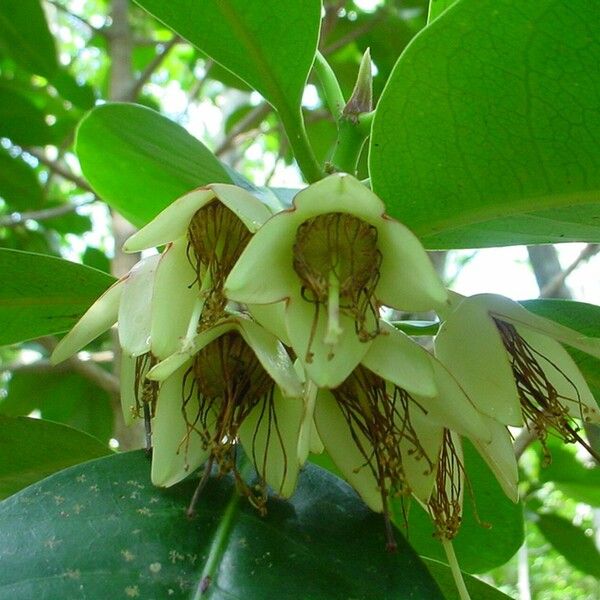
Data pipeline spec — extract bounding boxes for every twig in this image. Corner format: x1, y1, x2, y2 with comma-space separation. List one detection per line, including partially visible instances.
215, 103, 272, 156
38, 337, 120, 397
46, 0, 105, 34
322, 11, 385, 56
127, 36, 181, 99
24, 148, 93, 192
0, 200, 93, 227
540, 244, 600, 298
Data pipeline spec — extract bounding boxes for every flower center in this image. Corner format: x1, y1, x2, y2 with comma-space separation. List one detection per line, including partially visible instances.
180, 332, 282, 511
332, 365, 432, 547
494, 318, 597, 463
186, 201, 253, 328
292, 213, 382, 350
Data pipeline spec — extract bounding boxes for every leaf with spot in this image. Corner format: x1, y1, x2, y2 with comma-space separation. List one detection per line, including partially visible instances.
0, 451, 444, 599
371, 0, 600, 248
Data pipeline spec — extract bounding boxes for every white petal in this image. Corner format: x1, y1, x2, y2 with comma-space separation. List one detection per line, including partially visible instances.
124, 188, 216, 251
118, 254, 159, 356
435, 298, 523, 426
516, 326, 600, 423
210, 183, 273, 232
470, 418, 519, 502
361, 321, 436, 397
286, 294, 371, 388
238, 386, 304, 498
314, 389, 383, 512
150, 239, 198, 359
224, 209, 302, 304
297, 378, 319, 464
119, 353, 138, 426
376, 217, 449, 312
237, 318, 302, 398
247, 301, 292, 347
151, 362, 212, 487
50, 278, 123, 364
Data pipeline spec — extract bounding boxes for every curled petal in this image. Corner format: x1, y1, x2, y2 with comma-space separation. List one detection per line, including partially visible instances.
209, 183, 273, 232
247, 301, 292, 347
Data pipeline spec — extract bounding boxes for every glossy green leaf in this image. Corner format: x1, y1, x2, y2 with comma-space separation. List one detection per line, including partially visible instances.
76, 103, 232, 226
427, 0, 457, 23
536, 513, 600, 578
0, 416, 110, 499
0, 249, 114, 345
371, 0, 600, 249
424, 558, 512, 600
0, 147, 43, 210
134, 0, 321, 124
2, 371, 113, 443
0, 0, 58, 77
0, 451, 444, 599
393, 440, 524, 573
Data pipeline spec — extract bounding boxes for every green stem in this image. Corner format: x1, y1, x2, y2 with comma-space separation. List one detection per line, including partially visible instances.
313, 51, 345, 121
441, 537, 471, 600
330, 117, 369, 175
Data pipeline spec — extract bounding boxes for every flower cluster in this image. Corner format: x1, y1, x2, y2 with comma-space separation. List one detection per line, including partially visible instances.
52, 175, 600, 554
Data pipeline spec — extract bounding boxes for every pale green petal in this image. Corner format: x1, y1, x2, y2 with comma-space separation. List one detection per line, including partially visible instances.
210, 183, 273, 232
516, 326, 600, 423
50, 278, 123, 364
238, 386, 304, 498
361, 321, 436, 397
291, 173, 384, 222
419, 358, 492, 443
151, 362, 212, 487
120, 353, 137, 426
297, 378, 318, 464
150, 238, 198, 359
224, 210, 301, 304
376, 218, 449, 312
286, 294, 371, 388
237, 318, 302, 398
124, 188, 215, 251
148, 321, 235, 381
314, 389, 383, 512
435, 298, 523, 426
401, 409, 443, 503
248, 301, 292, 347
118, 254, 159, 357
470, 418, 519, 502
481, 293, 600, 359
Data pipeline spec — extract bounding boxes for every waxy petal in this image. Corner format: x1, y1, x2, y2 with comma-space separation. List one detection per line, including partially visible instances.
124, 188, 216, 251
150, 239, 198, 359
361, 321, 436, 398
238, 386, 304, 498
151, 362, 213, 487
248, 301, 292, 347
435, 298, 523, 426
210, 183, 273, 232
118, 254, 159, 357
314, 389, 383, 512
119, 353, 137, 426
286, 294, 372, 388
50, 277, 123, 364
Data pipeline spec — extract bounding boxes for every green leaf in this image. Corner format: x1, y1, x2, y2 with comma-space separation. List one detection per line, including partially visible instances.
2, 371, 114, 443
76, 103, 232, 227
0, 147, 43, 210
371, 0, 600, 249
0, 416, 110, 500
0, 0, 58, 77
0, 249, 114, 345
536, 513, 600, 578
427, 0, 457, 23
393, 440, 524, 573
0, 451, 444, 599
424, 558, 513, 600
134, 0, 320, 124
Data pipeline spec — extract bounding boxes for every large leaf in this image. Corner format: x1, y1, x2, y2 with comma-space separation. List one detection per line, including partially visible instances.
76, 103, 232, 226
134, 0, 321, 128
536, 513, 600, 578
393, 440, 524, 573
2, 371, 114, 443
0, 451, 444, 599
0, 249, 114, 345
0, 0, 58, 77
370, 0, 600, 249
0, 416, 110, 500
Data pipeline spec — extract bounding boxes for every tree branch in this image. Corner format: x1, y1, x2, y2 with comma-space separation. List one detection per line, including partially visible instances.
0, 200, 92, 228
46, 0, 105, 34
540, 243, 600, 298
24, 148, 93, 192
215, 103, 272, 156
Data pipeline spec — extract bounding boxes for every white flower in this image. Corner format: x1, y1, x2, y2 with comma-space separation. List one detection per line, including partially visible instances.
225, 174, 448, 388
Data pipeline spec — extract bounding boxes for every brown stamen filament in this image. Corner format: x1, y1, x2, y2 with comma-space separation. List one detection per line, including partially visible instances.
134, 353, 159, 452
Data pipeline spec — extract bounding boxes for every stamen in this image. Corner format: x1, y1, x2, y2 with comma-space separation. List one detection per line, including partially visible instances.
133, 353, 159, 452
494, 319, 599, 463
324, 270, 343, 349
